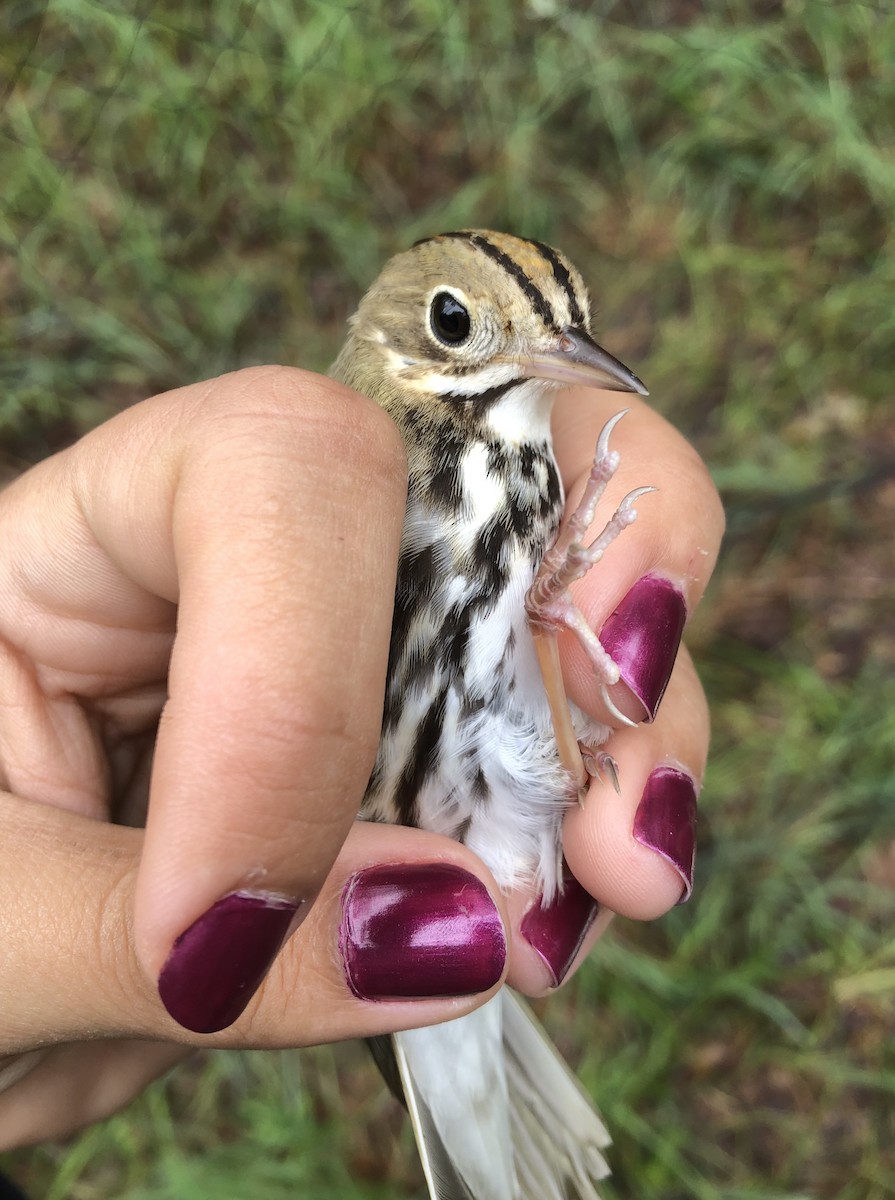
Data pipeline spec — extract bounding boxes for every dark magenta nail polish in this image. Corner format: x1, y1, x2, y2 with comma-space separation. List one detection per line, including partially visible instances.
600, 574, 687, 721
158, 891, 298, 1034
521, 874, 599, 987
633, 766, 698, 902
340, 863, 506, 1001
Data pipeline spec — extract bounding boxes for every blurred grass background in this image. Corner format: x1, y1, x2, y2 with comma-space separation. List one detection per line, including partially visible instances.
2, 0, 895, 1196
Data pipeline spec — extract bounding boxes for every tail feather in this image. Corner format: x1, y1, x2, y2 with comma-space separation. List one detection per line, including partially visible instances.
502, 990, 610, 1199
376, 990, 610, 1200
392, 1034, 477, 1200
395, 997, 516, 1199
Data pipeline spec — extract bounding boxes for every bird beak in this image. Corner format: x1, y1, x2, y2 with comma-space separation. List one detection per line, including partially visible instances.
520, 327, 649, 396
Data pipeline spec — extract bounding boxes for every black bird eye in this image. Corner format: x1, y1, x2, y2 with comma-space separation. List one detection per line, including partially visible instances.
430, 292, 471, 345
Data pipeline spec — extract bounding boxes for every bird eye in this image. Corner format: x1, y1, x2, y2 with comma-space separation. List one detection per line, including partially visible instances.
429, 292, 471, 345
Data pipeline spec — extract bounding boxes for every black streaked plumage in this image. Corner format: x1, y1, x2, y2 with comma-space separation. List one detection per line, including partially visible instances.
330, 229, 649, 1200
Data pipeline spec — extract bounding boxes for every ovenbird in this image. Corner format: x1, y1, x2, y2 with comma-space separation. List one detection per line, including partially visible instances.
331, 231, 650, 1200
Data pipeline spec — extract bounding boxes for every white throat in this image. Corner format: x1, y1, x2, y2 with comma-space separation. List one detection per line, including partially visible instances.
484, 378, 556, 446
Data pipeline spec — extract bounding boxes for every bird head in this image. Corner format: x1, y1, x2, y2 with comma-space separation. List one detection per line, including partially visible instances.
332, 230, 647, 436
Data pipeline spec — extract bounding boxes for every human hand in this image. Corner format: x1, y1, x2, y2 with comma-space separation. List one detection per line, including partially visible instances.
0, 367, 721, 1147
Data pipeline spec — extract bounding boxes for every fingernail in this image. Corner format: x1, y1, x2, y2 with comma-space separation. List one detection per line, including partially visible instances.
158, 891, 299, 1034
600, 574, 687, 721
340, 863, 506, 1001
634, 766, 698, 902
521, 874, 599, 987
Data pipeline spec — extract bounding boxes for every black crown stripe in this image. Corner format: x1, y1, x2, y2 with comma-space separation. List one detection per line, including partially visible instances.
412, 231, 564, 333
468, 234, 560, 333
411, 231, 472, 247
526, 239, 586, 327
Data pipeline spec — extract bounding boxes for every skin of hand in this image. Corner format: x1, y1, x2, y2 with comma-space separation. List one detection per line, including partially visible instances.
0, 366, 723, 1148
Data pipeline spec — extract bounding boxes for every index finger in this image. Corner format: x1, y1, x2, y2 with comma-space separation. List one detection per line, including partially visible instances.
72, 366, 407, 1031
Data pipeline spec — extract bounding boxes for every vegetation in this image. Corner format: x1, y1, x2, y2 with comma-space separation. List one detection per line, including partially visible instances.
3, 1, 894, 1196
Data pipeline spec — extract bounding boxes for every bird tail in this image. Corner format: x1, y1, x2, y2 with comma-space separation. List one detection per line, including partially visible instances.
501, 989, 612, 1200
375, 990, 611, 1200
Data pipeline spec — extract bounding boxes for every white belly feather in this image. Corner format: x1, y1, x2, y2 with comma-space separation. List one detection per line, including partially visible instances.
411, 544, 602, 902
364, 429, 606, 903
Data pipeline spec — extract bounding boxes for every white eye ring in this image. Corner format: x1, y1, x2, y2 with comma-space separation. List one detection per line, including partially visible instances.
429, 289, 472, 346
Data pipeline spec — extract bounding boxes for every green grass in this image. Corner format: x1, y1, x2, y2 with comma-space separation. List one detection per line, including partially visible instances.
3, 0, 895, 1196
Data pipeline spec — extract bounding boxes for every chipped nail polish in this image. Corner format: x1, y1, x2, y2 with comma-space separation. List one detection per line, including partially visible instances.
158, 891, 298, 1034
521, 874, 599, 987
600, 574, 687, 721
340, 863, 506, 1001
633, 766, 698, 902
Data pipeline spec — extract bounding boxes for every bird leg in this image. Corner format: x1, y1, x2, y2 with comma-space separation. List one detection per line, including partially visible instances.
526, 411, 656, 799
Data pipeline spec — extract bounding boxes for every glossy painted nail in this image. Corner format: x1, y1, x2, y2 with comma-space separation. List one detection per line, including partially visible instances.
521, 874, 599, 987
158, 891, 298, 1034
634, 766, 698, 902
340, 863, 506, 1001
600, 574, 687, 721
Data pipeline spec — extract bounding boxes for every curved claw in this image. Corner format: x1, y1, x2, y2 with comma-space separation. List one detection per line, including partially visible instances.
618, 484, 659, 511
581, 749, 621, 794
596, 408, 629, 462
600, 681, 639, 728
603, 754, 621, 794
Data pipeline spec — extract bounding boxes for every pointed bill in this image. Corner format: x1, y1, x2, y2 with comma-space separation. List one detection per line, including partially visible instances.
521, 327, 649, 396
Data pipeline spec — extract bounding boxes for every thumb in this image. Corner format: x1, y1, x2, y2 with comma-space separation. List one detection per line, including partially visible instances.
0, 792, 508, 1078
0, 793, 511, 1148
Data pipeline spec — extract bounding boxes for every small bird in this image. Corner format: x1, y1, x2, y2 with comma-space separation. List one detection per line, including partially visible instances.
331, 230, 651, 1200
